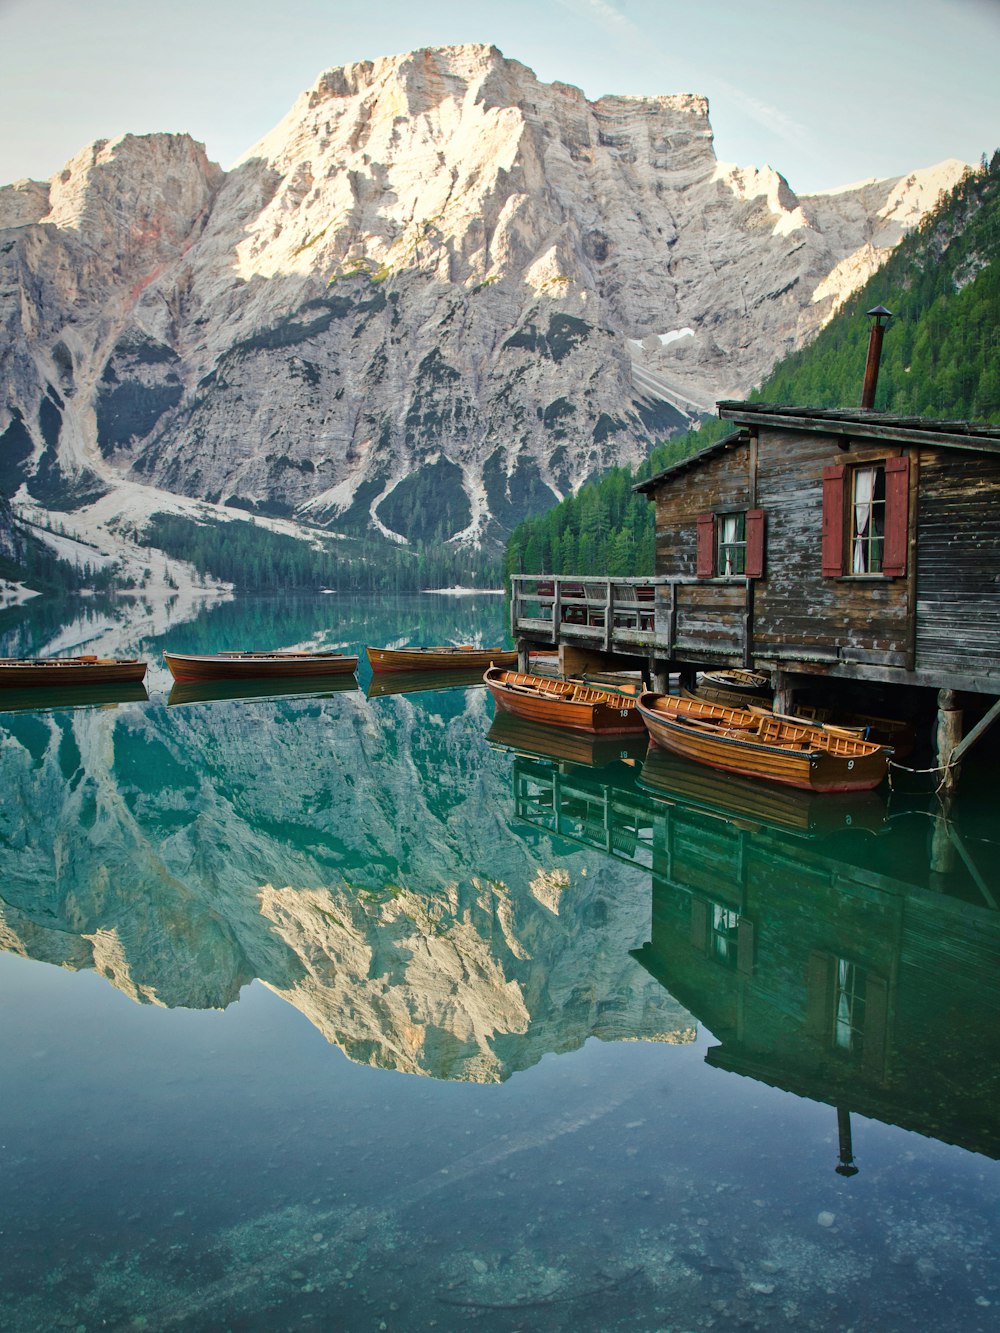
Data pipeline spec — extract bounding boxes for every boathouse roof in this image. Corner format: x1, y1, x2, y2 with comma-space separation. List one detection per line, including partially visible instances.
634, 403, 1000, 495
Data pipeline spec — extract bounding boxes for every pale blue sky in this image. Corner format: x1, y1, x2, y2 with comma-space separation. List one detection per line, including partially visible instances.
2, 0, 997, 195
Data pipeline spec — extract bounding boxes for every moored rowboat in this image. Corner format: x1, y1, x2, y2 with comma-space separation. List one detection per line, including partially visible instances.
636, 691, 890, 793
366, 644, 517, 672
0, 656, 147, 687
164, 651, 358, 682
484, 667, 647, 735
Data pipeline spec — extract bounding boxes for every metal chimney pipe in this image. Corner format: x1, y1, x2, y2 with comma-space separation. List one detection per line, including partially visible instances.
860, 304, 893, 410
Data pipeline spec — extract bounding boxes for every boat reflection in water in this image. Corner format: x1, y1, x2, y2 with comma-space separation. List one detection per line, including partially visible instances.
167, 674, 360, 707
366, 667, 486, 698
506, 741, 1000, 1165
488, 709, 648, 768
639, 745, 888, 838
0, 682, 150, 714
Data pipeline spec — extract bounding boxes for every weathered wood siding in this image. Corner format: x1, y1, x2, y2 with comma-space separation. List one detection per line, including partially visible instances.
653, 440, 750, 577
753, 430, 911, 667
915, 451, 1000, 677
652, 431, 912, 668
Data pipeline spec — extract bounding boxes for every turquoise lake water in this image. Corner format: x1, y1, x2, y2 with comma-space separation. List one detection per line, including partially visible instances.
1, 593, 998, 1331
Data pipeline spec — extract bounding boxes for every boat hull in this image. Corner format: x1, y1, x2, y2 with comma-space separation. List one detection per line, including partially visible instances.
636, 692, 889, 793
0, 658, 147, 687
485, 668, 647, 736
366, 646, 517, 673
164, 652, 358, 682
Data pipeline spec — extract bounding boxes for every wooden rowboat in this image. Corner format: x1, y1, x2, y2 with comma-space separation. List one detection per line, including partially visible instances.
636, 691, 890, 793
484, 667, 648, 736
366, 644, 517, 673
0, 656, 147, 687
164, 651, 358, 683
684, 685, 916, 756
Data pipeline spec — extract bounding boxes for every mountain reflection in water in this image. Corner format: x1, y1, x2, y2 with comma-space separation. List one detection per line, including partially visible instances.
2, 594, 1000, 1331
0, 675, 690, 1081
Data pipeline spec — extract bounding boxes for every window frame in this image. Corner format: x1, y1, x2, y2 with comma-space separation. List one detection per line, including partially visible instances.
848, 463, 887, 576
822, 453, 910, 580
716, 511, 747, 577
697, 508, 766, 579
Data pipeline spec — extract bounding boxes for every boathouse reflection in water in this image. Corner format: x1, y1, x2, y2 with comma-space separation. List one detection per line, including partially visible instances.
502, 739, 1000, 1167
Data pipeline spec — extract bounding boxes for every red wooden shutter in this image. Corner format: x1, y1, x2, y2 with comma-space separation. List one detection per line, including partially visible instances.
821, 466, 847, 577
882, 455, 910, 577
696, 513, 715, 578
745, 509, 765, 578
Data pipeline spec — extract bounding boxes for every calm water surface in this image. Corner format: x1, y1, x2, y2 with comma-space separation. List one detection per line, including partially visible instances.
1, 594, 998, 1331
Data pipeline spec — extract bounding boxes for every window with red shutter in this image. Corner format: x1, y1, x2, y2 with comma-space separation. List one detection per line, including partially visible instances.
696, 513, 715, 577
824, 458, 910, 578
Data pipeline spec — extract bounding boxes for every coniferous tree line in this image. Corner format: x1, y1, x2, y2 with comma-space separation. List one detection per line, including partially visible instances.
142, 513, 502, 593
506, 151, 1000, 583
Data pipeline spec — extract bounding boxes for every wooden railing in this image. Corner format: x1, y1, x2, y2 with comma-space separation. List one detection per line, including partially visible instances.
510, 574, 754, 665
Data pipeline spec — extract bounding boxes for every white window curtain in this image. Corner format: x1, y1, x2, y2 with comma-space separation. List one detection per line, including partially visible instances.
853, 468, 875, 573
721, 514, 739, 575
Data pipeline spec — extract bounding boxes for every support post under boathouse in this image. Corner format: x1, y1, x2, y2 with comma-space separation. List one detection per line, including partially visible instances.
510, 402, 1000, 785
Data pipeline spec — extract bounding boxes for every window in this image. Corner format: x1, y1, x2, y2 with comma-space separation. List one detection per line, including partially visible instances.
832, 957, 867, 1057
850, 465, 885, 574
822, 455, 910, 578
711, 904, 741, 967
697, 509, 765, 578
717, 512, 746, 575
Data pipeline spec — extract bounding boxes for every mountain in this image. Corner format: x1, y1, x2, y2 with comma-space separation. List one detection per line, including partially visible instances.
0, 43, 968, 567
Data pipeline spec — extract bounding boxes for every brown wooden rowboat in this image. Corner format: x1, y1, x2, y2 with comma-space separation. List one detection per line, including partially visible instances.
366, 644, 517, 672
684, 684, 916, 756
484, 668, 647, 736
636, 691, 890, 793
164, 651, 358, 682
0, 656, 147, 687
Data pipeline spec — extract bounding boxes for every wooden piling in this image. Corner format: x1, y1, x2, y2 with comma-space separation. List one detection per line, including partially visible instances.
936, 688, 963, 795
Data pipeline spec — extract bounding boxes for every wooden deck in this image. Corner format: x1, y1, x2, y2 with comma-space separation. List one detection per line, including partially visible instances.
510, 574, 754, 667
510, 573, 1000, 694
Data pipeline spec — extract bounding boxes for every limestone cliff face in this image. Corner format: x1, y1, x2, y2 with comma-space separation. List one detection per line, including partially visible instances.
0, 44, 967, 546
0, 686, 691, 1080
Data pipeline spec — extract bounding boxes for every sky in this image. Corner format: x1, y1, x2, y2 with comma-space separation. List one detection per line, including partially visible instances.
1, 0, 998, 196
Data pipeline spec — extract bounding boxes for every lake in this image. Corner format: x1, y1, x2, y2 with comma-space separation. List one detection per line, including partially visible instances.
1, 592, 998, 1331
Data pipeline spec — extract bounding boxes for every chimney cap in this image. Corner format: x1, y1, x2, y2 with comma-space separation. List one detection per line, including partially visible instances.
866, 304, 893, 321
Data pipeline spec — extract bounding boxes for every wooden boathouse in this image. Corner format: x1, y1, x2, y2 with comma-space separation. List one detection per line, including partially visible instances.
510, 399, 1000, 781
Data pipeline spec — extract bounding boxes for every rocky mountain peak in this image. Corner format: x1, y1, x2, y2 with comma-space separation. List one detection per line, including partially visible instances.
0, 45, 970, 553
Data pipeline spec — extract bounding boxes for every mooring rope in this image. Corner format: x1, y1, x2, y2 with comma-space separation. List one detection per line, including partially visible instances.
887, 756, 960, 795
